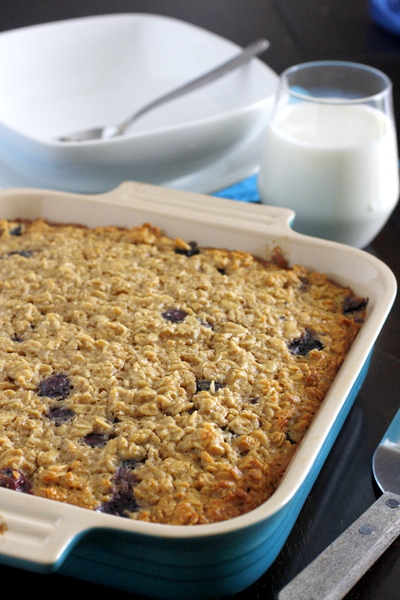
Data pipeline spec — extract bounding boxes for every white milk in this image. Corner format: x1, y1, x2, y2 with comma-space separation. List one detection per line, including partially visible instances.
258, 102, 399, 247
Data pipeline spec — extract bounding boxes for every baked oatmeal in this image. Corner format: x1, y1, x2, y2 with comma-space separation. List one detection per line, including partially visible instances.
0, 219, 367, 524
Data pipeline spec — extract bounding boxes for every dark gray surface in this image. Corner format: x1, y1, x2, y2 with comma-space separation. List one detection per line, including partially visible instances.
0, 2, 399, 598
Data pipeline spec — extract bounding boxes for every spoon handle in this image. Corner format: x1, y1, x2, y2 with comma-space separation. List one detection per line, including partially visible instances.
115, 38, 269, 135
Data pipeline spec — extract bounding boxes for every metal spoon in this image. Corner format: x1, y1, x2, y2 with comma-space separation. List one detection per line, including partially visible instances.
56, 38, 269, 143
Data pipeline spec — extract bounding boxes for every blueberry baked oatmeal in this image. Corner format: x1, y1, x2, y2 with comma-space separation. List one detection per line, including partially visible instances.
0, 219, 367, 524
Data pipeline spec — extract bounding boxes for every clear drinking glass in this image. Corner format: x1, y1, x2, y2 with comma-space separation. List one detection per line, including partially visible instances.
258, 61, 399, 248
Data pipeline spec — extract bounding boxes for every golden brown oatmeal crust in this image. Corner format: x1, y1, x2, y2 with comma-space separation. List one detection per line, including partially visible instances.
0, 218, 367, 524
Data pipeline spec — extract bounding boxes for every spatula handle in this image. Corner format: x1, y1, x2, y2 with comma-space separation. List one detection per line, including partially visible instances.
277, 491, 400, 600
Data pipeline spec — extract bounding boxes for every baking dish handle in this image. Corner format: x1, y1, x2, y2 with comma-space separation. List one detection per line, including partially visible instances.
0, 492, 100, 572
98, 180, 297, 234
277, 491, 400, 600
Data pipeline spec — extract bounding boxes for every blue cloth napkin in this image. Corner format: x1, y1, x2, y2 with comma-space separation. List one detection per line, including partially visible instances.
370, 0, 400, 35
212, 174, 261, 203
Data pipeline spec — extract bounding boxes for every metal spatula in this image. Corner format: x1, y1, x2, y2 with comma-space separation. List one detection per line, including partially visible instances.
278, 408, 400, 600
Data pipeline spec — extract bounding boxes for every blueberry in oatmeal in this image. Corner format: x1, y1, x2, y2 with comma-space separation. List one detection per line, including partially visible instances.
248, 397, 259, 404
0, 468, 31, 493
10, 224, 22, 236
38, 374, 71, 399
162, 308, 189, 322
99, 466, 139, 517
11, 334, 23, 342
343, 295, 369, 314
82, 432, 108, 447
46, 406, 75, 426
174, 241, 200, 257
288, 328, 324, 356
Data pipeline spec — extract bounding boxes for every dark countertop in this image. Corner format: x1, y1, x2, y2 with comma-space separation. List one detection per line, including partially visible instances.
0, 2, 399, 599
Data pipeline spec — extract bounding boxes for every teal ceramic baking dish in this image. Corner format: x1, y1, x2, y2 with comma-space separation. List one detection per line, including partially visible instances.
0, 183, 395, 599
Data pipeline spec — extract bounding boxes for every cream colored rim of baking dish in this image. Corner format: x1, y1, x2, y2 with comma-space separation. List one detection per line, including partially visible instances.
0, 181, 396, 567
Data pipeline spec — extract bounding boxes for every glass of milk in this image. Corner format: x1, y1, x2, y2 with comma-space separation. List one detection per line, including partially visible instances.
258, 61, 399, 247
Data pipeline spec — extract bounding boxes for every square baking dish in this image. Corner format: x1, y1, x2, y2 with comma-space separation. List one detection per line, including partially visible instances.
0, 181, 396, 599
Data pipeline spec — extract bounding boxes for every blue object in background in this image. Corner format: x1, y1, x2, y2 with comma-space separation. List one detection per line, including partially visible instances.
370, 0, 400, 35
213, 174, 261, 203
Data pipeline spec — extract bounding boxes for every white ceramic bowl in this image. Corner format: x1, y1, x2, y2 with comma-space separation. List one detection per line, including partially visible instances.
0, 13, 279, 194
